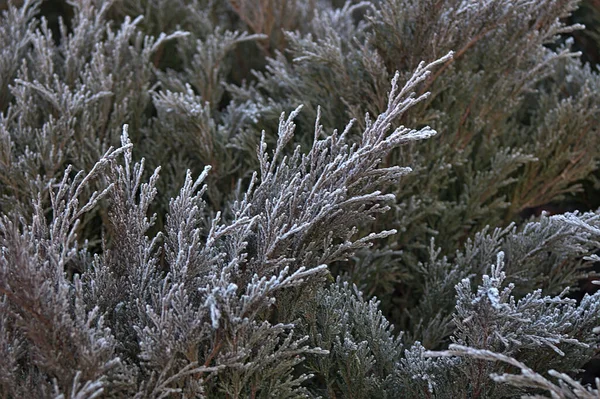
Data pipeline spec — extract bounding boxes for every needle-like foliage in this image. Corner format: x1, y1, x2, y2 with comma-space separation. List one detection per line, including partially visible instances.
1, 0, 599, 397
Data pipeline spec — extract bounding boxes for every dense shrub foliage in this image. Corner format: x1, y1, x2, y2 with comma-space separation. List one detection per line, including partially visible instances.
0, 0, 599, 397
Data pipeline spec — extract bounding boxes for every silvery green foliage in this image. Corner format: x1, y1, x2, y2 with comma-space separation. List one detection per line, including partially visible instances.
300, 215, 600, 397
409, 211, 600, 349
241, 53, 451, 278
106, 0, 222, 36
147, 29, 268, 207
422, 250, 600, 398
296, 279, 404, 398
1, 0, 600, 397
427, 345, 600, 399
0, 0, 185, 219
229, 0, 600, 332
0, 144, 134, 397
0, 38, 452, 394
296, 279, 460, 398
0, 0, 39, 112
452, 252, 598, 365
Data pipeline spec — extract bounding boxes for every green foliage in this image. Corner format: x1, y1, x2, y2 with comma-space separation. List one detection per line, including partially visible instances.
0, 0, 599, 397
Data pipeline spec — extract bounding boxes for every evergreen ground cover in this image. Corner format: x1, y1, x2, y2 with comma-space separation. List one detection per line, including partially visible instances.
1, 0, 600, 397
